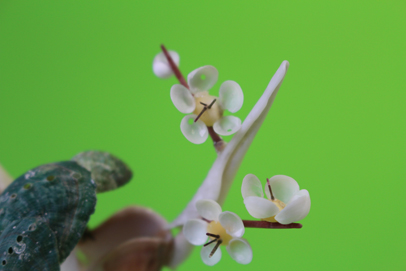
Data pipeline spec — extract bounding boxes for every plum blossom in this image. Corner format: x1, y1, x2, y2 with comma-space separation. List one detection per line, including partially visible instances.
170, 65, 244, 144
183, 199, 252, 265
242, 174, 311, 225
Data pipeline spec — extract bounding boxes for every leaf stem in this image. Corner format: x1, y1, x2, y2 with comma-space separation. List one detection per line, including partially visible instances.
242, 220, 302, 229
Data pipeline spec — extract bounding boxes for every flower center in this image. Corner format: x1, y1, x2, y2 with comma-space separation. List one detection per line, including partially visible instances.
193, 91, 223, 127
206, 221, 233, 245
261, 178, 287, 222
204, 221, 233, 258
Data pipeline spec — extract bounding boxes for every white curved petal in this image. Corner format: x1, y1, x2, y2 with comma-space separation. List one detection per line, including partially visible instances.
226, 238, 253, 265
243, 196, 279, 219
196, 199, 222, 221
183, 219, 208, 245
265, 175, 299, 203
180, 115, 208, 144
275, 189, 311, 224
187, 65, 218, 94
200, 242, 222, 266
152, 51, 180, 78
219, 80, 243, 113
241, 174, 263, 199
170, 84, 195, 113
218, 211, 244, 238
213, 116, 241, 136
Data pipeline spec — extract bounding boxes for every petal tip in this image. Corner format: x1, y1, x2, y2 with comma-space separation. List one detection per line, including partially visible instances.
153, 51, 180, 78
187, 65, 219, 93
180, 115, 209, 144
213, 116, 241, 136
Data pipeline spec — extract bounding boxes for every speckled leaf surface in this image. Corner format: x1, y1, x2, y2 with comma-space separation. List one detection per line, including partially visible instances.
72, 151, 132, 193
0, 161, 97, 269
0, 217, 60, 271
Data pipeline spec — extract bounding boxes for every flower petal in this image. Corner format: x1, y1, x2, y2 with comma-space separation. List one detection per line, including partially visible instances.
170, 84, 195, 113
196, 199, 222, 221
265, 175, 300, 203
180, 115, 208, 144
183, 219, 208, 246
275, 189, 311, 224
243, 196, 279, 219
218, 211, 245, 238
213, 116, 242, 136
200, 241, 222, 266
152, 51, 179, 78
219, 80, 243, 113
226, 238, 253, 265
241, 174, 263, 199
187, 66, 218, 94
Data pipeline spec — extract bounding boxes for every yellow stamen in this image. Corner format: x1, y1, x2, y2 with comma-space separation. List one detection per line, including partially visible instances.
193, 92, 223, 126
261, 199, 286, 222
206, 221, 232, 245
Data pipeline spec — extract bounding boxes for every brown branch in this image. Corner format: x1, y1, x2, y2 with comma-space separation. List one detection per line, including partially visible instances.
161, 44, 189, 89
207, 126, 226, 152
243, 220, 302, 229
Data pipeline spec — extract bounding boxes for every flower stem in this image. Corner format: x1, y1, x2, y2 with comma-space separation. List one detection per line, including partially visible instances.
242, 220, 302, 229
160, 44, 189, 89
207, 127, 225, 152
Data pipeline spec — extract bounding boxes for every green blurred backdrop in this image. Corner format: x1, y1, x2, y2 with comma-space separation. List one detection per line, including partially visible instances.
0, 0, 405, 270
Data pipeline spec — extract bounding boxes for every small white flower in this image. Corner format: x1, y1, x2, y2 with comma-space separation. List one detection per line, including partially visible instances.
171, 65, 244, 144
242, 174, 311, 224
183, 199, 252, 265
153, 50, 180, 78
169, 60, 290, 268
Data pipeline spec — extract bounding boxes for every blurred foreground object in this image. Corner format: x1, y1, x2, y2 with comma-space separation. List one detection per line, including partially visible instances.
0, 151, 132, 271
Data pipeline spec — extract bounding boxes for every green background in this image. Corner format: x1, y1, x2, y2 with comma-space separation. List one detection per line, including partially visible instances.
0, 1, 405, 270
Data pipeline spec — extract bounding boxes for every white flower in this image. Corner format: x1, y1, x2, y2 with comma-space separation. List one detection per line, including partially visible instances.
183, 199, 252, 265
153, 50, 180, 78
242, 174, 311, 225
169, 60, 289, 268
171, 65, 244, 144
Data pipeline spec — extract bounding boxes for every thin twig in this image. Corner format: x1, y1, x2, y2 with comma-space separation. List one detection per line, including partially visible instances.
207, 127, 222, 143
243, 220, 302, 229
206, 233, 220, 238
204, 239, 218, 247
194, 107, 208, 122
160, 44, 189, 89
209, 239, 222, 257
